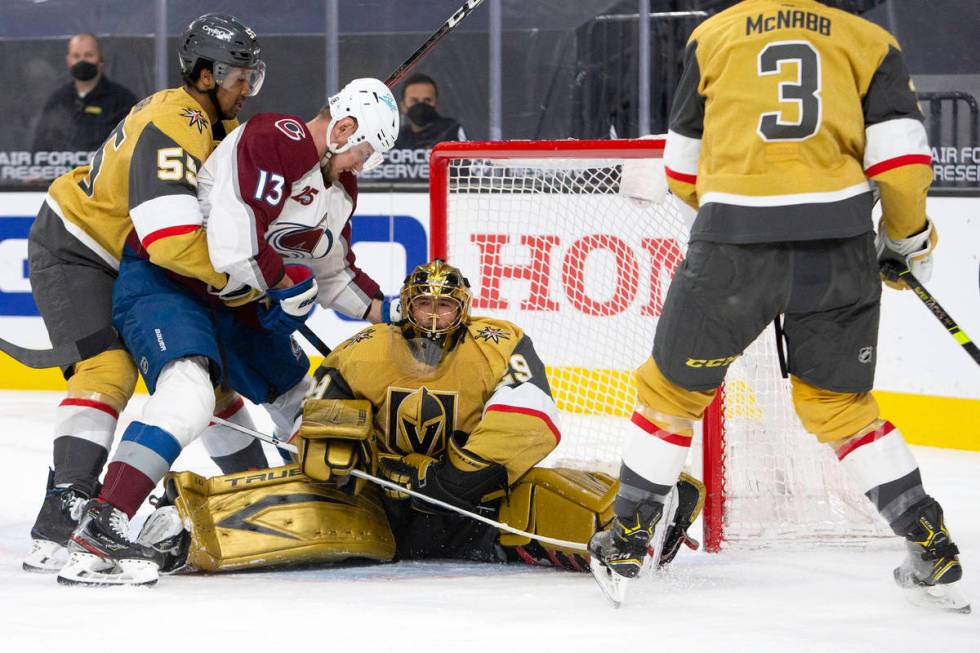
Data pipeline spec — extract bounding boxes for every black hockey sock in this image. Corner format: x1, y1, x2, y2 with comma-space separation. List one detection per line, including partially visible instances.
865, 469, 929, 535
52, 435, 108, 497
614, 462, 671, 522
210, 438, 269, 475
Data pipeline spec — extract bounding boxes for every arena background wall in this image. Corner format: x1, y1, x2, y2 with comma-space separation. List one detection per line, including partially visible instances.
0, 192, 976, 451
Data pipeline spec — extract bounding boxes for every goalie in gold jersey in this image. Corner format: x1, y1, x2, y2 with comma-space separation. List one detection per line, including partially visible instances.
23, 14, 269, 574
590, 0, 968, 612
134, 260, 705, 576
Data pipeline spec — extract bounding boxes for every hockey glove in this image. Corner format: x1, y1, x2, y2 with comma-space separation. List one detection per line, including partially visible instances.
875, 217, 937, 290
209, 277, 262, 308
295, 399, 374, 483
378, 453, 437, 501
378, 451, 507, 514
380, 297, 403, 324
259, 264, 318, 334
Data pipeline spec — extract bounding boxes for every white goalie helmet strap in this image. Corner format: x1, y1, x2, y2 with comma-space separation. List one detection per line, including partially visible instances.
326, 77, 399, 169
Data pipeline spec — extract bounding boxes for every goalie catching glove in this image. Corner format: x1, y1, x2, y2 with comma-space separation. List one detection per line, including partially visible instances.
876, 217, 937, 290
378, 436, 507, 513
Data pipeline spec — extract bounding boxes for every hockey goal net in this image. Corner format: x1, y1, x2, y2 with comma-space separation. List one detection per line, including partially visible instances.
429, 139, 890, 550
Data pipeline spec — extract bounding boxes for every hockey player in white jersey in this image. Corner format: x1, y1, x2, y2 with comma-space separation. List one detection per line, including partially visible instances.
187, 77, 405, 469
57, 78, 401, 586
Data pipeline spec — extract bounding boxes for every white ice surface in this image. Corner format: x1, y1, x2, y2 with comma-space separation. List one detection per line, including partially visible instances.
0, 391, 977, 652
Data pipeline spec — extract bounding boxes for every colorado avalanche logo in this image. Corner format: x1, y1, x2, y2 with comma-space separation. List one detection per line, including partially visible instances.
267, 222, 333, 259
274, 118, 305, 142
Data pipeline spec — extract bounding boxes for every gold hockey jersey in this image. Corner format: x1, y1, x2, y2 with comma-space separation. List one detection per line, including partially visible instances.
45, 87, 235, 288
663, 0, 932, 243
312, 317, 561, 483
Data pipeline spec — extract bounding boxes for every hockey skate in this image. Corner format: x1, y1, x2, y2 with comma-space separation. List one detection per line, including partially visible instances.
23, 471, 90, 573
589, 500, 666, 608
57, 499, 162, 587
893, 500, 970, 613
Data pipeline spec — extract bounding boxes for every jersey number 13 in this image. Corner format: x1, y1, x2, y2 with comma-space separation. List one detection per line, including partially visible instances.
756, 40, 821, 142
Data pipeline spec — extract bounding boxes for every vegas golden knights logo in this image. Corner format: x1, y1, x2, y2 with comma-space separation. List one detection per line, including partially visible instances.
386, 386, 457, 456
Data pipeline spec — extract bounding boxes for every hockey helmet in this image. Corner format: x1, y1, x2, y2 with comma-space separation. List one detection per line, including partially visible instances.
326, 78, 399, 170
178, 13, 265, 96
399, 260, 472, 358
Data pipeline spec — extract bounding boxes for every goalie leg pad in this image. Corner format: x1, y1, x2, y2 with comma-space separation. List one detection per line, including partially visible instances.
498, 467, 618, 571
659, 472, 706, 567
164, 464, 395, 571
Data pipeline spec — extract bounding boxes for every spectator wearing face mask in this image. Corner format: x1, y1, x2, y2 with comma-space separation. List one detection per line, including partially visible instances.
392, 73, 466, 150
32, 33, 138, 154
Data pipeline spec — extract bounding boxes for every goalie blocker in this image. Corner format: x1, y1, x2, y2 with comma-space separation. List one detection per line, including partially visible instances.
141, 401, 705, 572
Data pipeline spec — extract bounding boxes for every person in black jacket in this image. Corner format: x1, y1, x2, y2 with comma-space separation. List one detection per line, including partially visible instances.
32, 33, 138, 153
393, 73, 466, 149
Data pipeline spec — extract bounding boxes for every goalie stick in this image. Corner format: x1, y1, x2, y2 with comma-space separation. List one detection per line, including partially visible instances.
209, 414, 588, 552
880, 261, 980, 366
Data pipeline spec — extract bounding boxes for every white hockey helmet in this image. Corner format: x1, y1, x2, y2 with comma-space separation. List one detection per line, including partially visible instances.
327, 77, 399, 171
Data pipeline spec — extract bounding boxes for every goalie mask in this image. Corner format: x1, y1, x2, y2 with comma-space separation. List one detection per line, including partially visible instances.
399, 260, 472, 365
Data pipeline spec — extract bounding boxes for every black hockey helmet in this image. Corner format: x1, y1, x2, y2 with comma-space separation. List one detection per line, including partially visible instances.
178, 13, 264, 95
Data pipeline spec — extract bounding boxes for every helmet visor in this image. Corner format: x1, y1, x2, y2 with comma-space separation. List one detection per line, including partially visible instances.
214, 60, 266, 97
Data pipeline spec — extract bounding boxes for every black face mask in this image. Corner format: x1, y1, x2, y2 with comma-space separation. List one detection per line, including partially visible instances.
70, 60, 99, 82
406, 102, 439, 129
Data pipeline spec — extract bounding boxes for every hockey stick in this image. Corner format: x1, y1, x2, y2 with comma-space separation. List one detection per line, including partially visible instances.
880, 261, 980, 366
383, 0, 486, 89
209, 414, 589, 552
0, 325, 118, 370
298, 324, 332, 358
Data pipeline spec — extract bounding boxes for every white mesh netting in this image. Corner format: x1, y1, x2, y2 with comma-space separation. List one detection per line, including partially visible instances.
437, 144, 891, 545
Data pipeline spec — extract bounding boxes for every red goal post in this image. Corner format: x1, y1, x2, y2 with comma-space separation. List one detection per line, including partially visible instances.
429, 139, 889, 551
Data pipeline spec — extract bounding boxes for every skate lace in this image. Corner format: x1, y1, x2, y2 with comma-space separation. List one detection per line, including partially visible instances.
107, 509, 131, 542
66, 494, 88, 521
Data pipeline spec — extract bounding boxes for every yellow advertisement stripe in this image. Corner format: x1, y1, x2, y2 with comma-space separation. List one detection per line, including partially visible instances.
1, 354, 976, 452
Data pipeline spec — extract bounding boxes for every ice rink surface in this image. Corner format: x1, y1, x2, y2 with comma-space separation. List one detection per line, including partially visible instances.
0, 391, 976, 652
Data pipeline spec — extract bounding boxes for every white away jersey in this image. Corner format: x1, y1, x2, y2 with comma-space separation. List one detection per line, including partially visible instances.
198, 113, 381, 319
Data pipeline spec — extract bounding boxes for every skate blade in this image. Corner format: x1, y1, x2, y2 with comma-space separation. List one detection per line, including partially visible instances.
56, 551, 159, 587
590, 556, 631, 608
22, 539, 69, 573
901, 582, 971, 614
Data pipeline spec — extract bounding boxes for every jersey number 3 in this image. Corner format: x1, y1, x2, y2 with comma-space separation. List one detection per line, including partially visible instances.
756, 41, 821, 142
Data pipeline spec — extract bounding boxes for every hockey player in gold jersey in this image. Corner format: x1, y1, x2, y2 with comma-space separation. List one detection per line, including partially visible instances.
590, 0, 968, 612
133, 260, 705, 575
24, 14, 267, 574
